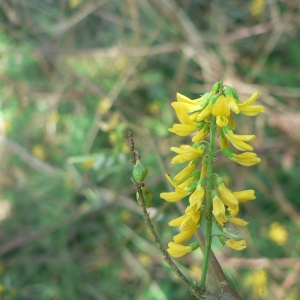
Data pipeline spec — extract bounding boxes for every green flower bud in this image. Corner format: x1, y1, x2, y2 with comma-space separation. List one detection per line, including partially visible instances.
217, 235, 228, 246
132, 159, 148, 183
136, 185, 153, 208
211, 82, 221, 93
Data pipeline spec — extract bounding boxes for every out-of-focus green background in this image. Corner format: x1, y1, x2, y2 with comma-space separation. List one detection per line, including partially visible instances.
0, 0, 299, 299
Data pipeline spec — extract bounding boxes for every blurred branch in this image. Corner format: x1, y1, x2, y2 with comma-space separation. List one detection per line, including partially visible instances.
49, 0, 109, 35
0, 135, 62, 176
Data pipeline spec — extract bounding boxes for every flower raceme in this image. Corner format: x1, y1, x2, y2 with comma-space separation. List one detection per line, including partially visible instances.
161, 82, 264, 258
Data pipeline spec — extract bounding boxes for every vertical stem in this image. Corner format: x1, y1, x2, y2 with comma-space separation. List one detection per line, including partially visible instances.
200, 115, 217, 291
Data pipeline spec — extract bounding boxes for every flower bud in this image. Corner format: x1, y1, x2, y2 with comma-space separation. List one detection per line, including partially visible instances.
132, 158, 148, 183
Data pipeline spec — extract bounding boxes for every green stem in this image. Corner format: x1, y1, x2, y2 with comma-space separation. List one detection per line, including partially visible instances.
200, 115, 217, 291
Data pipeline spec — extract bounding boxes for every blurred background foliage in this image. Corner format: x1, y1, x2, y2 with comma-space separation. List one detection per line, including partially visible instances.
0, 0, 300, 299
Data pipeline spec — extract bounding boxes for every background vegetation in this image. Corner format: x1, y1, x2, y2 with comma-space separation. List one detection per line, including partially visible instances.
0, 0, 299, 299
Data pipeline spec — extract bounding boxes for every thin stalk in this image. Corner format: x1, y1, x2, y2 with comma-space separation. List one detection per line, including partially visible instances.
200, 115, 217, 291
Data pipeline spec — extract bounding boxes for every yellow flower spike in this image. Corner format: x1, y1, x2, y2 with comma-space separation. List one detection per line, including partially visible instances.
222, 148, 261, 166
171, 144, 206, 164
225, 239, 247, 251
160, 189, 190, 202
212, 192, 227, 226
223, 126, 256, 151
189, 179, 205, 209
173, 223, 198, 244
233, 190, 256, 202
228, 217, 248, 226
192, 123, 210, 142
167, 242, 192, 258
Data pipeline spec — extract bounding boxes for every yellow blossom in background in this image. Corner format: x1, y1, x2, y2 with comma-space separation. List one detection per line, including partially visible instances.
32, 145, 46, 160
69, 0, 81, 9
244, 269, 269, 298
250, 0, 265, 17
269, 222, 288, 245
81, 158, 96, 169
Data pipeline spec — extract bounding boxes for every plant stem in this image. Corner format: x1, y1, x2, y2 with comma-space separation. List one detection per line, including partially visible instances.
200, 115, 217, 291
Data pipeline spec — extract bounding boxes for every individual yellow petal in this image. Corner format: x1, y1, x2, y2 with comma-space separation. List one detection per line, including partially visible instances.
216, 115, 228, 127
172, 102, 200, 114
212, 95, 230, 117
168, 215, 187, 227
176, 177, 195, 190
174, 162, 197, 185
212, 195, 227, 226
238, 92, 259, 107
192, 124, 209, 142
169, 124, 198, 136
231, 152, 261, 166
189, 184, 205, 209
160, 190, 189, 202
238, 105, 265, 116
225, 129, 255, 151
171, 105, 195, 125
228, 217, 248, 226
167, 242, 192, 257
173, 223, 198, 244
217, 183, 239, 209
225, 239, 247, 251
233, 190, 256, 202
196, 103, 214, 121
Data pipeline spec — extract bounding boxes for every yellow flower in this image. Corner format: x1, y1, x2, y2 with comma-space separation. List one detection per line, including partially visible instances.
192, 123, 210, 142
269, 222, 287, 245
169, 205, 201, 230
168, 106, 198, 136
173, 161, 197, 185
222, 148, 261, 166
171, 144, 206, 164
223, 126, 256, 151
189, 180, 205, 209
233, 190, 256, 202
212, 192, 227, 226
196, 102, 214, 121
173, 223, 198, 244
160, 189, 190, 202
212, 92, 239, 127
237, 92, 264, 116
171, 93, 203, 113
167, 242, 192, 257
225, 239, 247, 251
180, 205, 201, 230
216, 177, 239, 211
